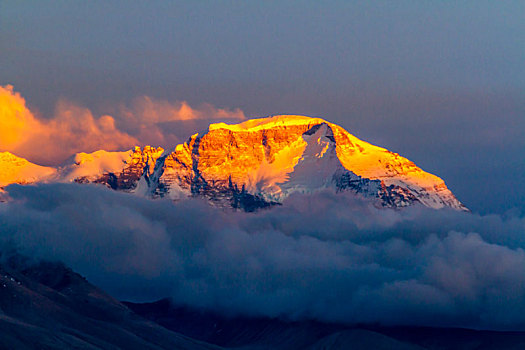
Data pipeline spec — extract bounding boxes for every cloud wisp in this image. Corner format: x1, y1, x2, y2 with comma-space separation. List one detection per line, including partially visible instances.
1, 183, 524, 330
0, 85, 245, 165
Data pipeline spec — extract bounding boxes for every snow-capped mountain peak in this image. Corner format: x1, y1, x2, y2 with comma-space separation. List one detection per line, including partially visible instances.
0, 115, 467, 211
0, 151, 56, 187
150, 115, 466, 210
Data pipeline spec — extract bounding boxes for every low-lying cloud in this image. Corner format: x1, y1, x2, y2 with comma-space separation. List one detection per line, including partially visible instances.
0, 85, 245, 164
1, 183, 524, 330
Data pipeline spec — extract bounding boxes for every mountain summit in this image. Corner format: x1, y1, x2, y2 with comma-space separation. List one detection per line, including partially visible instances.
0, 115, 467, 211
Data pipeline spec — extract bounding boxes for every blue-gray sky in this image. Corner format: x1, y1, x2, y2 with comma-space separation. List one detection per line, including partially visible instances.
1, 1, 524, 214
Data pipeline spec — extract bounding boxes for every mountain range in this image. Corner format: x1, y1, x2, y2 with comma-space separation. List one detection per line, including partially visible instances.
0, 115, 466, 211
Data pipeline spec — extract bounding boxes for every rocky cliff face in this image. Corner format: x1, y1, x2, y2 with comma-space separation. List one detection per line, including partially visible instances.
62, 146, 165, 191
148, 115, 466, 211
0, 115, 467, 211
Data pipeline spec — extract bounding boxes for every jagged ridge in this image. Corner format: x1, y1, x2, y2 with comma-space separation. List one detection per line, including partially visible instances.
0, 115, 467, 211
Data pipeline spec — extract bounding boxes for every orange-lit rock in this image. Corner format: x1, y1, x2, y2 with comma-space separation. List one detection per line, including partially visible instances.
154, 115, 466, 210
0, 115, 467, 211
60, 146, 165, 191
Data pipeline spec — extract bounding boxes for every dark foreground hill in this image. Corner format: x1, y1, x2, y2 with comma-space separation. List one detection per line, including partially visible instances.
2, 256, 525, 349
126, 298, 525, 350
0, 255, 218, 350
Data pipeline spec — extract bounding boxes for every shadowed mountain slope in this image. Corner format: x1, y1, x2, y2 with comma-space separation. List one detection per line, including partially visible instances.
126, 299, 525, 350
0, 255, 219, 350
